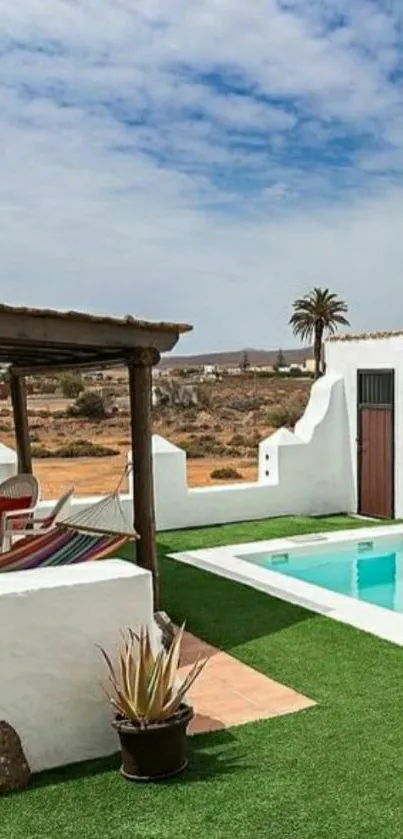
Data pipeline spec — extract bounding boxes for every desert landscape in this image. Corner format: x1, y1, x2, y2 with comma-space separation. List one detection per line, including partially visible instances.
0, 368, 312, 499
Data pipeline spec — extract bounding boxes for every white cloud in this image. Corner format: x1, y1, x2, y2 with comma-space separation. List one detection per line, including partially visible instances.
0, 0, 402, 352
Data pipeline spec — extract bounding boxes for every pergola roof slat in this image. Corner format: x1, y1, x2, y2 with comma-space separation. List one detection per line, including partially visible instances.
0, 303, 192, 371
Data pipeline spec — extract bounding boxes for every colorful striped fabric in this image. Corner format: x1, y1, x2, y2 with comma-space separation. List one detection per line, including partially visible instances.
0, 525, 130, 572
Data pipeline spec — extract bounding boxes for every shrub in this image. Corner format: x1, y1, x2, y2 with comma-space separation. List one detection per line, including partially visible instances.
211, 443, 227, 456
229, 433, 247, 447
177, 423, 197, 433
268, 405, 302, 429
31, 445, 53, 458
226, 396, 260, 411
177, 433, 227, 458
68, 390, 107, 420
60, 372, 85, 399
32, 440, 119, 458
177, 440, 206, 458
55, 441, 118, 458
224, 445, 243, 457
210, 467, 243, 480
198, 433, 216, 445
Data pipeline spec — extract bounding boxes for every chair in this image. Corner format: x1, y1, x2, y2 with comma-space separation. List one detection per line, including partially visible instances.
0, 490, 138, 572
1, 487, 74, 552
0, 474, 40, 551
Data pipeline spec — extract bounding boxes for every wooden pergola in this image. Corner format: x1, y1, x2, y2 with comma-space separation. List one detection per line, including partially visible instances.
0, 303, 192, 607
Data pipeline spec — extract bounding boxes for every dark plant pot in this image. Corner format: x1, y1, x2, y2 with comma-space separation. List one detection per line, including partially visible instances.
113, 704, 193, 782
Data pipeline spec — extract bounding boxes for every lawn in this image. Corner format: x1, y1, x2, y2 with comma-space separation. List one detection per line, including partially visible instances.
3, 515, 403, 839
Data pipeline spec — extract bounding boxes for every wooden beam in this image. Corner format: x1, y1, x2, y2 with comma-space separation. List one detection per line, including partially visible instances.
128, 348, 160, 608
9, 371, 32, 474
12, 356, 127, 377
0, 311, 185, 355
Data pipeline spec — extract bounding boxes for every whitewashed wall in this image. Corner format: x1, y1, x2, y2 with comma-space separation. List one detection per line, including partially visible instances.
2, 367, 356, 531
0, 560, 155, 772
326, 335, 403, 518
125, 373, 350, 530
0, 442, 17, 483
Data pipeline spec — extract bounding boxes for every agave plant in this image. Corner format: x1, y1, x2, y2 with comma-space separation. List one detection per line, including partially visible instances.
99, 623, 206, 724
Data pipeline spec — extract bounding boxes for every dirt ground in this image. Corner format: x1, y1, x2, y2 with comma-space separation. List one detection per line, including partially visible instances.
32, 455, 259, 499
0, 374, 311, 499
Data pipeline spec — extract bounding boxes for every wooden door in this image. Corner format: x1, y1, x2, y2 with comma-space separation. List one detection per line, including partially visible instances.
357, 371, 394, 519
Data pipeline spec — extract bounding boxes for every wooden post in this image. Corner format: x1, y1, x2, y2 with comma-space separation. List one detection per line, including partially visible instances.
128, 348, 160, 608
9, 370, 32, 474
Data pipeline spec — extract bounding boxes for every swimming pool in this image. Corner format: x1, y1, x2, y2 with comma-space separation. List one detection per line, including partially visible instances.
240, 540, 403, 612
169, 524, 403, 647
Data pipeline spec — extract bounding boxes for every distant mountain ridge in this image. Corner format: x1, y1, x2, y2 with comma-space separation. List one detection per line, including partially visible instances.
160, 346, 312, 368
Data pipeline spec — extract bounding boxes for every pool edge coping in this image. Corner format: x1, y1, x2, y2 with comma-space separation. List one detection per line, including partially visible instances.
168, 523, 403, 648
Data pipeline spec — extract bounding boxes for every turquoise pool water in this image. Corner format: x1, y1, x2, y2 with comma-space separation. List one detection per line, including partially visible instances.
240, 540, 403, 612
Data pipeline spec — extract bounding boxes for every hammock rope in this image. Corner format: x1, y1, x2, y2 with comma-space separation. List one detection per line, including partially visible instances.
59, 489, 138, 538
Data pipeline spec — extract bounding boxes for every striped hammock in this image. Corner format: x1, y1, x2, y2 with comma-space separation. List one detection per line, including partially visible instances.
0, 525, 129, 573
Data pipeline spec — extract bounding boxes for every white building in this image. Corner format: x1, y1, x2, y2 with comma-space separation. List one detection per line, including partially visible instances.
325, 330, 402, 520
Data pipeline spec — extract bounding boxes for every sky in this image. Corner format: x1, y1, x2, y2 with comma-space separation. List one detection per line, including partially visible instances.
0, 0, 403, 354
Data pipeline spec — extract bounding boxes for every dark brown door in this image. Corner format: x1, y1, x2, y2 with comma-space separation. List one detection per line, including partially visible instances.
358, 371, 394, 519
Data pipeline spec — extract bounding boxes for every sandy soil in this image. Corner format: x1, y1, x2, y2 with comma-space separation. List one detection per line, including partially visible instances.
34, 454, 257, 499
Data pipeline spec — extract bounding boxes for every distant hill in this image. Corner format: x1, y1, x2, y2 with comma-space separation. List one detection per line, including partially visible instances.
160, 346, 312, 369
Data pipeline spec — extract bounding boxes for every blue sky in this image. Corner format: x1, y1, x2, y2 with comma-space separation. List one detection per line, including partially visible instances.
0, 0, 402, 353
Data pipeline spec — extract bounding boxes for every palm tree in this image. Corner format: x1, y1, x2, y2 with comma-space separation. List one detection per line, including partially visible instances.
289, 288, 349, 378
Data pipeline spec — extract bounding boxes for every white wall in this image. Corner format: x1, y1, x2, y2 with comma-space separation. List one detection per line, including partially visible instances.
0, 560, 155, 773
5, 365, 358, 531
326, 335, 403, 517
128, 374, 352, 529
0, 442, 17, 483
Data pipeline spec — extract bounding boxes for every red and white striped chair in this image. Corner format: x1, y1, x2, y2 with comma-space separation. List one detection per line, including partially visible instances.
1, 487, 74, 552
0, 474, 40, 551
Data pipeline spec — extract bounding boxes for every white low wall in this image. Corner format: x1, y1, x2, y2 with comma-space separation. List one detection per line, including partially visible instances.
131, 373, 352, 529
5, 371, 354, 532
0, 442, 17, 483
0, 560, 155, 773
149, 374, 352, 529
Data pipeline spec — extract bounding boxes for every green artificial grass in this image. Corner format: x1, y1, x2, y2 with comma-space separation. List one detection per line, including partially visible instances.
2, 515, 403, 839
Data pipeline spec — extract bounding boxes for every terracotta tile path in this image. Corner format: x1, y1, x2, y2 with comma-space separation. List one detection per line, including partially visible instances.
179, 632, 315, 735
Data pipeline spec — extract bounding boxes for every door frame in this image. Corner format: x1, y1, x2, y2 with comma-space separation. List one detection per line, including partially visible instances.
356, 368, 395, 519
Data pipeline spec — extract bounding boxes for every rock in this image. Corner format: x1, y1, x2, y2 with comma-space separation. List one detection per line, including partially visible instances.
0, 721, 31, 794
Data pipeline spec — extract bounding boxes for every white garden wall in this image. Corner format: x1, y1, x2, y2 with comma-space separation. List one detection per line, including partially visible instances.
0, 442, 17, 483
116, 372, 348, 530
1, 367, 357, 531
0, 560, 155, 772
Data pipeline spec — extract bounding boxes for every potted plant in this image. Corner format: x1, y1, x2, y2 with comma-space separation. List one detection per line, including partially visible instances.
99, 623, 206, 782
